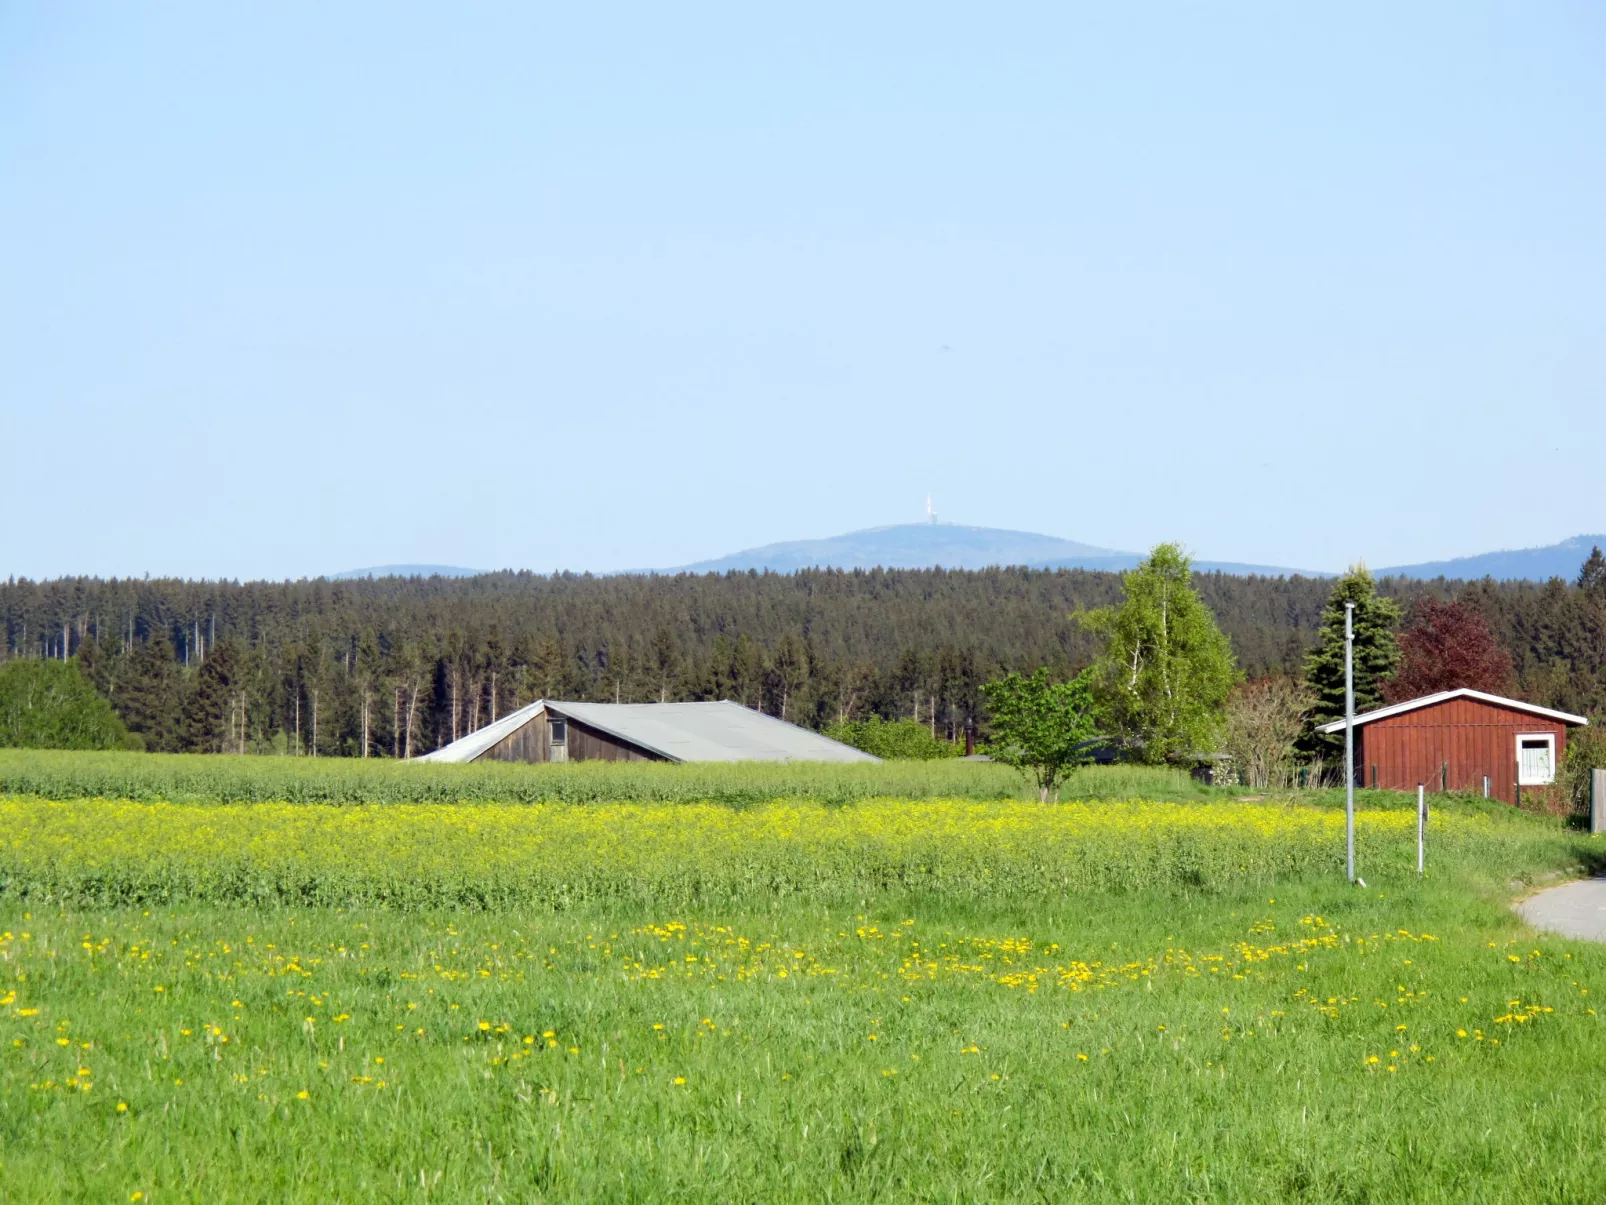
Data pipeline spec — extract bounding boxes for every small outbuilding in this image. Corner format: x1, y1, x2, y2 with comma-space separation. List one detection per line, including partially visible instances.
1315, 688, 1588, 802
416, 699, 879, 765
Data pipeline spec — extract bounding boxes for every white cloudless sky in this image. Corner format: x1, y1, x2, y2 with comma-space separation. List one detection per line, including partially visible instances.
3, 1, 1603, 580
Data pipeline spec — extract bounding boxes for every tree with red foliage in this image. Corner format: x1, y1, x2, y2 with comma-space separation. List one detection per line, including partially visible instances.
1382, 597, 1515, 703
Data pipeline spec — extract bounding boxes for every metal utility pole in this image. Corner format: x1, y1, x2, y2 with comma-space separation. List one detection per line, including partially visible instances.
1345, 601, 1356, 883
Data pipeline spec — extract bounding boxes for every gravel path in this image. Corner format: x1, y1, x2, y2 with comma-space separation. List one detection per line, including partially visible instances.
1516, 878, 1606, 942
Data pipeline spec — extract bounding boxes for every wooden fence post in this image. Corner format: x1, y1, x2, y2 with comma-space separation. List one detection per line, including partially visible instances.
1593, 768, 1606, 837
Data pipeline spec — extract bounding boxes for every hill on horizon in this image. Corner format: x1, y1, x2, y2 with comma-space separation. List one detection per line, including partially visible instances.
662, 523, 1323, 577
1378, 534, 1606, 582
324, 530, 1606, 585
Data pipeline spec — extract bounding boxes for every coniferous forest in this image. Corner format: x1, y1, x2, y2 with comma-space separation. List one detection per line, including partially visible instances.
2, 560, 1603, 756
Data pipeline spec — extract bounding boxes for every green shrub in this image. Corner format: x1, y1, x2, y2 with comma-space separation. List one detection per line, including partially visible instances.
1560, 719, 1606, 816
0, 659, 135, 750
823, 717, 961, 760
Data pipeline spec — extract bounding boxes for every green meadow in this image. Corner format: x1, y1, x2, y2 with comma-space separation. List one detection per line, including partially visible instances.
1, 756, 1603, 1201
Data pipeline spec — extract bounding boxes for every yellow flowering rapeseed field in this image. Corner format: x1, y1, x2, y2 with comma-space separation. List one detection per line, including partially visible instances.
0, 795, 1550, 907
1, 785, 1603, 1200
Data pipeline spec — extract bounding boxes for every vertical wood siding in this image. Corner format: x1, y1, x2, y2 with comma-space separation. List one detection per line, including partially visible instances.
1358, 697, 1571, 804
480, 712, 663, 764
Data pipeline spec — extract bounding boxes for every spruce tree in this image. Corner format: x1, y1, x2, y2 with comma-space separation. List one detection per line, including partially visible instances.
1578, 546, 1606, 596
116, 629, 183, 751
181, 639, 240, 752
1300, 567, 1402, 758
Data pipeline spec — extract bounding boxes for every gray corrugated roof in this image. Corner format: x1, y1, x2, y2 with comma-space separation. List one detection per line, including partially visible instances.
547, 700, 878, 763
414, 699, 879, 764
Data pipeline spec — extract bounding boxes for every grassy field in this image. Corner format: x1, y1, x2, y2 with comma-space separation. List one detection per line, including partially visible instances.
0, 748, 1213, 807
3, 769, 1605, 1200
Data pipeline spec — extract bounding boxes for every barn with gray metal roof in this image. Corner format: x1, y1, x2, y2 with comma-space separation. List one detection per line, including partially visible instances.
416, 699, 877, 765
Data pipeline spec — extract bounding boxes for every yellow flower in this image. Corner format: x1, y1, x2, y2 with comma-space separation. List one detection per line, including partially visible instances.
673, 1076, 686, 1086
296, 1090, 310, 1100
117, 1102, 128, 1113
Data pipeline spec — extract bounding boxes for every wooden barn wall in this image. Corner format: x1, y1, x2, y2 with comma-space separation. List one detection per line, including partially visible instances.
481, 714, 551, 763
565, 716, 661, 763
478, 712, 662, 764
1357, 697, 1570, 804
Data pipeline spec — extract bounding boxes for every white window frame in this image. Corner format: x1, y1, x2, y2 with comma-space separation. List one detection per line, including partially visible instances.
1516, 733, 1557, 786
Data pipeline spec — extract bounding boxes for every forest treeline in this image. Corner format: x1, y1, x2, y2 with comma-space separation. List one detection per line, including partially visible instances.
1, 563, 1602, 756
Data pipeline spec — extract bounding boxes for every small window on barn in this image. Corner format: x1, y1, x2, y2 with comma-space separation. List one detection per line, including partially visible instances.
1516, 734, 1555, 786
550, 719, 567, 745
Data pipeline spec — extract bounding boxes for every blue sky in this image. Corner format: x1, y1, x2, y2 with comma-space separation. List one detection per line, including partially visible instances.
3, 2, 1603, 580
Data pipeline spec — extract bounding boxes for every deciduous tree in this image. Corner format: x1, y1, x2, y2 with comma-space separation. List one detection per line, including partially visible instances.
1080, 544, 1238, 763
0, 659, 133, 749
1383, 597, 1513, 702
1223, 676, 1314, 789
980, 668, 1099, 800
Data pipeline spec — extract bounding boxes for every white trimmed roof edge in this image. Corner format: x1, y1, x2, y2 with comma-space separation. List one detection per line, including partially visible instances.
1314, 688, 1589, 735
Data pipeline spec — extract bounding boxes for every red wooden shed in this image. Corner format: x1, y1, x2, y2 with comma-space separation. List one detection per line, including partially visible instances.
1315, 688, 1588, 803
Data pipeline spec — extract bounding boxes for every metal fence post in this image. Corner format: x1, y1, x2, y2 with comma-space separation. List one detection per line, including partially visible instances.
1593, 768, 1606, 837
1417, 783, 1426, 875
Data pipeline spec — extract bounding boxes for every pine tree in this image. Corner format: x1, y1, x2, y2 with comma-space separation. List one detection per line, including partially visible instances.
1300, 567, 1402, 758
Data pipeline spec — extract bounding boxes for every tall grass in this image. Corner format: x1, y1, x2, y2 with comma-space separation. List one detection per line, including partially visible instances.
0, 749, 1212, 806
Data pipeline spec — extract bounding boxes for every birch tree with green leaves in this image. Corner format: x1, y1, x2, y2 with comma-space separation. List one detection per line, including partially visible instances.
1079, 543, 1238, 763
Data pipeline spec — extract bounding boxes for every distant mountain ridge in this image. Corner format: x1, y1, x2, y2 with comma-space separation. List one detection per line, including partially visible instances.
664, 523, 1323, 577
1378, 535, 1606, 582
328, 531, 1606, 584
